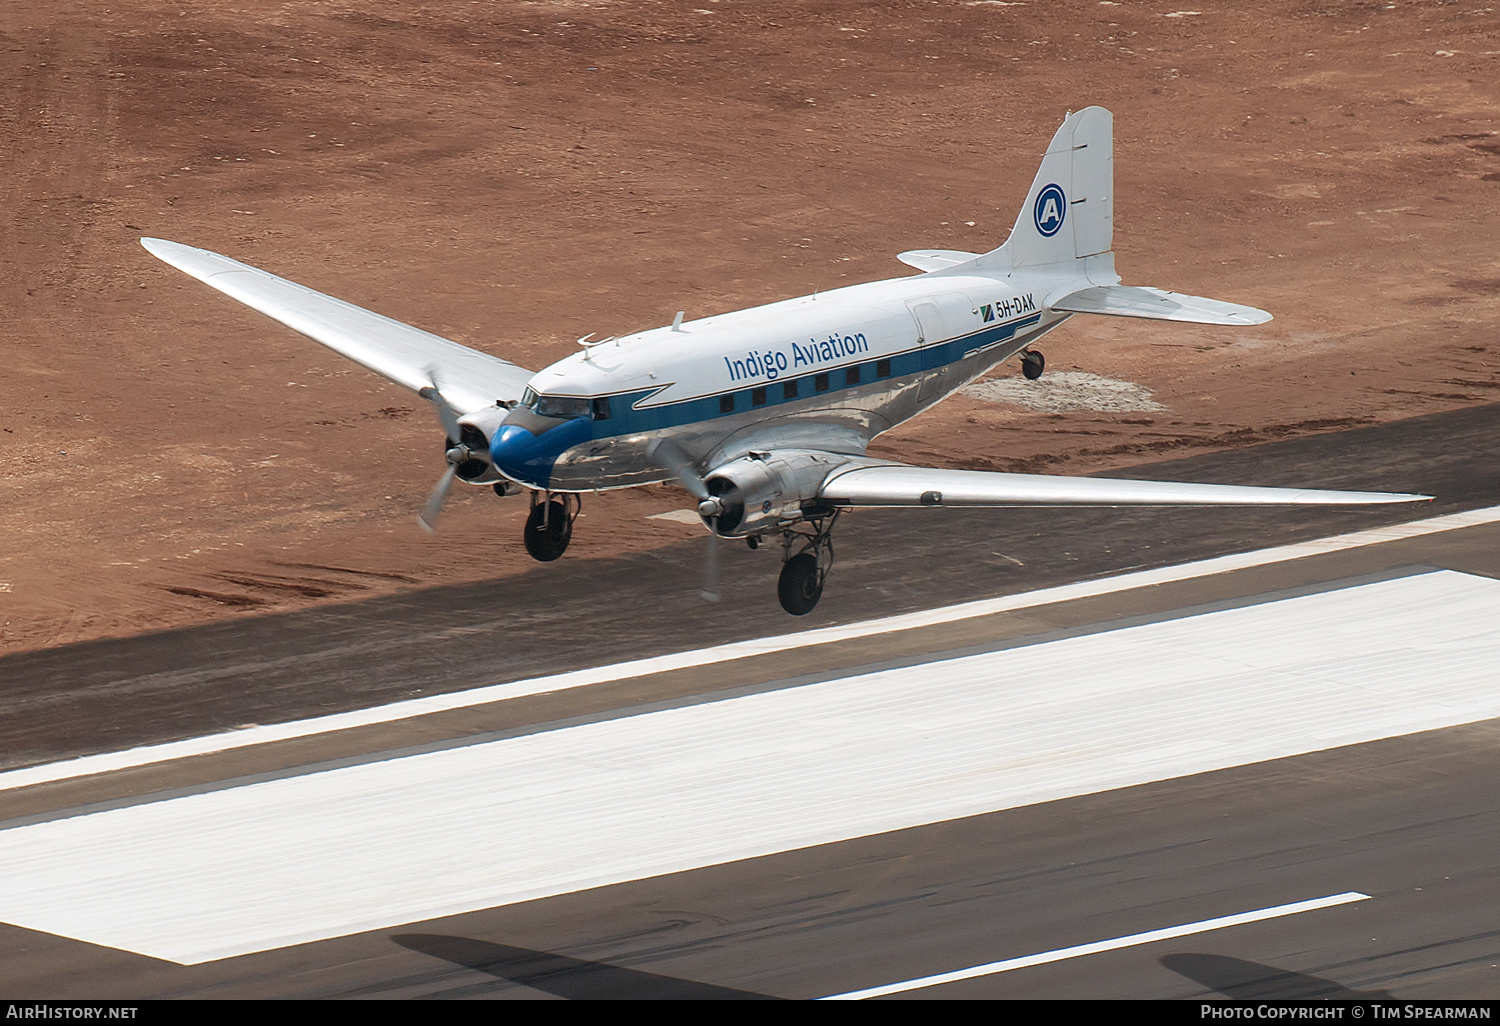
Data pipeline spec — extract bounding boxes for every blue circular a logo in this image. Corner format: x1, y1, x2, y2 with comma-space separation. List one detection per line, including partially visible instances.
1033, 183, 1067, 237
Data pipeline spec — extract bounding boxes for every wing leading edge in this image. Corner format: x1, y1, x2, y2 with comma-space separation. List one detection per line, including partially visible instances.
817, 462, 1430, 507
140, 238, 534, 415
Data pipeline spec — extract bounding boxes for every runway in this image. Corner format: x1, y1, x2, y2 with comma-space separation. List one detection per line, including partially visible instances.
2, 405, 1500, 998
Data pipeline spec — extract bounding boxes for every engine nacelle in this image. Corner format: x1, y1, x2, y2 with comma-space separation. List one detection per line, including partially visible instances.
699, 449, 841, 536
451, 404, 512, 483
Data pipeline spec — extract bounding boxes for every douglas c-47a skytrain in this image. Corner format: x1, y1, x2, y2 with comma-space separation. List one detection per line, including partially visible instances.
143, 107, 1428, 615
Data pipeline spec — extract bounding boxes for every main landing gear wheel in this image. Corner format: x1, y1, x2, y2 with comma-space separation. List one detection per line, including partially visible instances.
524, 493, 577, 562
1021, 349, 1045, 380
778, 553, 823, 616
776, 509, 839, 616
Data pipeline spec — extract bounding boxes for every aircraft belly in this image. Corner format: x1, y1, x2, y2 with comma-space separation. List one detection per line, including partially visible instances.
884, 321, 1063, 430
548, 395, 892, 491
547, 436, 664, 491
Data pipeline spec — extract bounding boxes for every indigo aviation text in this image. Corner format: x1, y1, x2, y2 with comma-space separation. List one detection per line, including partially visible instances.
724, 333, 871, 383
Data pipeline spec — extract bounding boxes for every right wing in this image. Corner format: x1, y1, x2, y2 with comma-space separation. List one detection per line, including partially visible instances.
818, 461, 1430, 507
141, 238, 535, 415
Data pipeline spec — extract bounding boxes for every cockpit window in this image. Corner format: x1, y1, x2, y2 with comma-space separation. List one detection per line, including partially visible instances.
528, 392, 611, 420
533, 394, 592, 419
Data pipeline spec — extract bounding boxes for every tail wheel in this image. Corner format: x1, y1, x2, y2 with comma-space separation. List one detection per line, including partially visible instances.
777, 553, 823, 616
1021, 349, 1045, 380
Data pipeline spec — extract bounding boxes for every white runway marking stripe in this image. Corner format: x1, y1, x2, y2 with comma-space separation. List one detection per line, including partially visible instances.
0, 571, 1496, 964
2, 503, 1496, 794
820, 892, 1372, 999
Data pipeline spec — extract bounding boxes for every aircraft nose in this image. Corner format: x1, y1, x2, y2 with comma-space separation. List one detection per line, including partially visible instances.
489, 419, 591, 489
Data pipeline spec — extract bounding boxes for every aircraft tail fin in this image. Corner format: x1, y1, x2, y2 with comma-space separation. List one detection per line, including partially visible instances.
949, 108, 1271, 324
975, 106, 1116, 280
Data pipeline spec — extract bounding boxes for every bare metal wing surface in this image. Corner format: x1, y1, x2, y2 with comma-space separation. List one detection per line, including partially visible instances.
1047, 285, 1272, 326
816, 462, 1431, 507
140, 238, 534, 415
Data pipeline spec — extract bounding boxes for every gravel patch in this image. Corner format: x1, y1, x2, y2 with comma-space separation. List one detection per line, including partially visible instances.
961, 372, 1166, 413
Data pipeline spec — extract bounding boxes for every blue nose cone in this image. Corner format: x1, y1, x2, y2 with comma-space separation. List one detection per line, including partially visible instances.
489, 418, 592, 489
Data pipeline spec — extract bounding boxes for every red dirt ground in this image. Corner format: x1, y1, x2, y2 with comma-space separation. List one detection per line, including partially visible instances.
2, 0, 1497, 653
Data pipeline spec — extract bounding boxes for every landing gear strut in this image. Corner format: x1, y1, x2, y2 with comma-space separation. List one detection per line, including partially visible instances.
1021, 348, 1045, 380
777, 510, 839, 615
524, 491, 580, 562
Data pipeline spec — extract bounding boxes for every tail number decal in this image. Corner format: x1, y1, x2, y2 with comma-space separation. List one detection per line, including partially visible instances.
981, 294, 1037, 322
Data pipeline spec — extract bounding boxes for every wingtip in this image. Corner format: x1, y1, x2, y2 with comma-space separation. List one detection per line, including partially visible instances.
1335, 491, 1433, 504
1229, 307, 1274, 325
1368, 493, 1433, 504
139, 237, 179, 258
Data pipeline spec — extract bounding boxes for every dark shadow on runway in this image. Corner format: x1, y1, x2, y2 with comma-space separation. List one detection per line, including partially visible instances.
392, 933, 779, 999
1161, 953, 1392, 999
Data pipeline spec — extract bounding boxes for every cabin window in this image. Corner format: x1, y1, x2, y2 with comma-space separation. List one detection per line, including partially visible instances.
591, 397, 611, 420
751, 386, 767, 407
876, 358, 892, 378
783, 380, 799, 401
845, 366, 862, 387
719, 394, 735, 414
814, 372, 829, 392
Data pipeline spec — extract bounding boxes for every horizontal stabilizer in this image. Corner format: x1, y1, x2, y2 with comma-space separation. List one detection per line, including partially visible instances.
897, 250, 981, 273
140, 238, 534, 415
1049, 285, 1271, 325
819, 463, 1428, 507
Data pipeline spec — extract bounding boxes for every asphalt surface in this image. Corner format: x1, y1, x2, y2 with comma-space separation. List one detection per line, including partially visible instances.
2, 404, 1499, 999
3, 402, 1500, 771
3, 716, 1498, 999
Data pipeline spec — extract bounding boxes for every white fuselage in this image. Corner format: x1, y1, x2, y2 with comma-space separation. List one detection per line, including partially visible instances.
489, 270, 1075, 491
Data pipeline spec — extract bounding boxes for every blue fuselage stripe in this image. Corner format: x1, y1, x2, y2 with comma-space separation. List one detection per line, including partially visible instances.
594, 313, 1042, 438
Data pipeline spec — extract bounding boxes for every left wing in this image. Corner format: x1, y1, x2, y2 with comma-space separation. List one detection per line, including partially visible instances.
141, 238, 534, 415
817, 462, 1430, 507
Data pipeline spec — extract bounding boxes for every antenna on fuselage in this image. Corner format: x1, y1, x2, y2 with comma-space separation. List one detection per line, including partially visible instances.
577, 332, 613, 361
671, 310, 685, 332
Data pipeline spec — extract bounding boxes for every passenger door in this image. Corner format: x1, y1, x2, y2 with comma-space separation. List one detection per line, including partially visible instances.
906, 292, 975, 401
